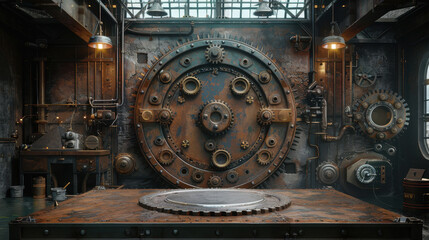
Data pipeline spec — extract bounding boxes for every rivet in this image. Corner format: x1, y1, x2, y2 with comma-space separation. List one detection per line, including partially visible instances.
205, 40, 209, 44
286, 90, 290, 94
159, 61, 163, 65
145, 229, 151, 236
43, 229, 49, 235
251, 181, 255, 185
176, 50, 180, 53
215, 230, 221, 236
191, 44, 194, 47
268, 170, 271, 173
237, 44, 241, 48
137, 124, 141, 128
176, 180, 179, 185
140, 90, 145, 94
80, 229, 86, 236
268, 62, 271, 65
290, 124, 295, 128
172, 229, 179, 235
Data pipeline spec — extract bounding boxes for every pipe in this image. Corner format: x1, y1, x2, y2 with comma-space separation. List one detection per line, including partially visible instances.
36, 59, 47, 134
126, 22, 194, 36
321, 98, 328, 131
322, 125, 355, 142
309, 0, 315, 82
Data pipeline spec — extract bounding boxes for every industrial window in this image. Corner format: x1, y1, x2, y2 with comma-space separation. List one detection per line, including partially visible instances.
125, 0, 308, 19
420, 59, 429, 159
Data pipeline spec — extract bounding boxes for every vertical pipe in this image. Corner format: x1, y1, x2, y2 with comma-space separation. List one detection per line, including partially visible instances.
342, 48, 346, 124
37, 59, 47, 134
310, 0, 315, 82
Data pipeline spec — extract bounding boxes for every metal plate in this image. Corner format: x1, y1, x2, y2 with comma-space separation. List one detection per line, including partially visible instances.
138, 189, 291, 216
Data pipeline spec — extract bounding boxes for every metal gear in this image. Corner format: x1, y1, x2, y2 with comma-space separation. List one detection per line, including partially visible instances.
205, 44, 225, 64
138, 189, 292, 216
256, 150, 272, 165
191, 170, 204, 183
158, 149, 175, 165
352, 89, 410, 140
157, 108, 174, 125
198, 100, 234, 135
226, 170, 239, 183
208, 175, 223, 187
181, 76, 202, 96
257, 107, 274, 126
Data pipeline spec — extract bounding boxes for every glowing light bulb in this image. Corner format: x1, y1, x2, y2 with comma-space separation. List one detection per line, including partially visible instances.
97, 43, 103, 49
331, 44, 337, 49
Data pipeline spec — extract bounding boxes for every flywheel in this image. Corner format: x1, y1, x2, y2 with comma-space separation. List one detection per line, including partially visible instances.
134, 36, 297, 188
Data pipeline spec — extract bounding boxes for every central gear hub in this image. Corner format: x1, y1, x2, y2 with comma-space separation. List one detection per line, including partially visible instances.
199, 100, 234, 135
205, 44, 225, 64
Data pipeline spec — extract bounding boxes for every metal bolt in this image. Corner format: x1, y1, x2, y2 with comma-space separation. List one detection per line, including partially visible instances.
222, 40, 225, 44
137, 124, 141, 128
203, 114, 208, 120
362, 102, 369, 109
43, 229, 49, 235
176, 50, 180, 53
237, 44, 241, 48
268, 62, 271, 65
367, 127, 374, 134
214, 106, 219, 110
391, 127, 398, 134
223, 114, 228, 119
172, 229, 179, 235
397, 118, 404, 124
213, 124, 219, 130
251, 50, 255, 53
379, 94, 388, 101
377, 132, 386, 139
290, 124, 295, 128
355, 113, 362, 120
191, 43, 194, 47
159, 61, 163, 65
80, 229, 86, 236
140, 90, 145, 94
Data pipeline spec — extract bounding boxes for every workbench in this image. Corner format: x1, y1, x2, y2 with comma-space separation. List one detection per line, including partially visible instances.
9, 189, 423, 239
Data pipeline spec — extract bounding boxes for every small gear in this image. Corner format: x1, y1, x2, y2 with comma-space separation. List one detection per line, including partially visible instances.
198, 100, 234, 136
226, 170, 239, 183
256, 150, 272, 165
157, 108, 174, 125
191, 170, 204, 183
257, 108, 274, 126
205, 44, 225, 64
181, 76, 201, 96
158, 149, 175, 165
208, 175, 223, 187
204, 139, 216, 152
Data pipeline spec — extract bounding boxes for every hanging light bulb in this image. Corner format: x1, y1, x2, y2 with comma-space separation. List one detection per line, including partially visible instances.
88, 0, 112, 50
321, 4, 345, 50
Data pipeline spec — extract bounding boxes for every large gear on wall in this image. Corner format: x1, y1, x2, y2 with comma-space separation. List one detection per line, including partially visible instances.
134, 36, 297, 188
352, 89, 410, 140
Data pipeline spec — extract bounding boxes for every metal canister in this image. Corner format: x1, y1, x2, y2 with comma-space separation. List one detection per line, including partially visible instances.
403, 178, 429, 217
32, 176, 46, 199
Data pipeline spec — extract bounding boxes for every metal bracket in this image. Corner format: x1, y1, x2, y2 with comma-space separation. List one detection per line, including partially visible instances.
12, 216, 36, 224
272, 109, 293, 123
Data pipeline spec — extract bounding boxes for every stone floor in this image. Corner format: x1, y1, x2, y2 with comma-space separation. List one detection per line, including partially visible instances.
0, 197, 52, 240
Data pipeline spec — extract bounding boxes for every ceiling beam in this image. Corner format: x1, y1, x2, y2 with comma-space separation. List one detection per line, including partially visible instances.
341, 0, 416, 42
33, 0, 98, 43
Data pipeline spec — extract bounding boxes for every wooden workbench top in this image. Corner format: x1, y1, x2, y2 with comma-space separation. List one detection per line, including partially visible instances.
29, 189, 400, 224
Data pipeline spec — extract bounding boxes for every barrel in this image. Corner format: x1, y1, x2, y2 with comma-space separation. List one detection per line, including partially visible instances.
33, 176, 46, 199
10, 185, 24, 198
403, 178, 429, 217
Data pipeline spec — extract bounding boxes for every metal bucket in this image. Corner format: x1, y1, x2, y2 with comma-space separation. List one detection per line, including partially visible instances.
10, 185, 24, 198
51, 188, 67, 201
403, 178, 429, 217
33, 176, 46, 199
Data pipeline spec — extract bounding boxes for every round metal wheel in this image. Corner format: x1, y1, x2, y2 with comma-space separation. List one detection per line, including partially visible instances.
134, 37, 296, 188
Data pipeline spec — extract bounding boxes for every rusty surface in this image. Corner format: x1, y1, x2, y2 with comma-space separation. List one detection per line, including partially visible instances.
134, 37, 297, 188
29, 189, 401, 223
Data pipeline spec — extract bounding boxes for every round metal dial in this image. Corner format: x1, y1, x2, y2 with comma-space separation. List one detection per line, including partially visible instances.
134, 37, 296, 188
139, 189, 291, 216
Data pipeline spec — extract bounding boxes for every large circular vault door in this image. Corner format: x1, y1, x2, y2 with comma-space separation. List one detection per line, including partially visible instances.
134, 38, 297, 188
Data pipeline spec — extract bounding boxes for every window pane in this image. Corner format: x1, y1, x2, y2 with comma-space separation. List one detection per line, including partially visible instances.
426, 122, 429, 137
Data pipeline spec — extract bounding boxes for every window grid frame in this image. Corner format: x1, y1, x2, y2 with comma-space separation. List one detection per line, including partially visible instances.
124, 0, 309, 20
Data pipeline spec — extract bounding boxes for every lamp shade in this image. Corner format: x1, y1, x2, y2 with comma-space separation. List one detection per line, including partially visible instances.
253, 2, 273, 17
321, 35, 346, 50
147, 2, 168, 17
88, 35, 113, 50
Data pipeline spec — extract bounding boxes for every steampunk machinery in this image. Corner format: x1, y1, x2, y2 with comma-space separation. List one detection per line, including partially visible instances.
134, 37, 296, 188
